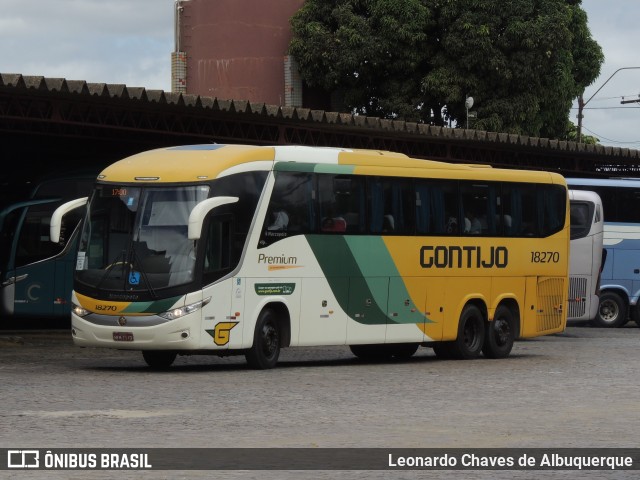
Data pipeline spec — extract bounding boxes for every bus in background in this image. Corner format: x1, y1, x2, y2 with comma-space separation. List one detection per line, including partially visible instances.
568, 190, 604, 324
0, 174, 95, 320
567, 178, 640, 327
51, 145, 569, 369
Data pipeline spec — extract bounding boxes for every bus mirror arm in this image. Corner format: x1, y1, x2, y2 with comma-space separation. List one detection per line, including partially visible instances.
188, 196, 239, 240
50, 197, 88, 243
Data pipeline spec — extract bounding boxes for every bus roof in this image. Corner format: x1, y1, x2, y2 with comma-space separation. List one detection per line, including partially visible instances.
98, 144, 565, 185
567, 177, 640, 188
568, 189, 602, 202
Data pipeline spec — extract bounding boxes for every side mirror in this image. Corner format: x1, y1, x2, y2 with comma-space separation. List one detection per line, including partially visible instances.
50, 197, 88, 243
188, 196, 239, 240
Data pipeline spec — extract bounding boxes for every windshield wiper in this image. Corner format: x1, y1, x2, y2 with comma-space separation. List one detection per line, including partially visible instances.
128, 246, 159, 300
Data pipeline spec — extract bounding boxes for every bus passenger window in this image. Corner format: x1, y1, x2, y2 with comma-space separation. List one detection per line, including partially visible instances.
318, 174, 364, 234
260, 171, 314, 246
321, 211, 346, 232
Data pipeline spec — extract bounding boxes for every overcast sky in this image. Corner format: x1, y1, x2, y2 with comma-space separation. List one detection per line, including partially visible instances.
1, 0, 638, 148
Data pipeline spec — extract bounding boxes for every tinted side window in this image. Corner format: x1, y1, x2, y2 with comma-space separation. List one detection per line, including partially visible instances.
318, 174, 365, 234
538, 184, 567, 236
570, 202, 593, 240
415, 180, 459, 235
261, 172, 315, 247
502, 183, 537, 236
460, 182, 498, 236
15, 204, 82, 268
368, 177, 414, 235
211, 171, 267, 259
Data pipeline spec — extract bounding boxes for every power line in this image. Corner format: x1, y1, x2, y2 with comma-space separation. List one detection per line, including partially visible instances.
571, 105, 640, 110
581, 125, 640, 146
587, 93, 640, 102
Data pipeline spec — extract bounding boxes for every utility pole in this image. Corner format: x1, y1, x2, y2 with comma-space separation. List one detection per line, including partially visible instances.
577, 66, 640, 143
577, 94, 585, 143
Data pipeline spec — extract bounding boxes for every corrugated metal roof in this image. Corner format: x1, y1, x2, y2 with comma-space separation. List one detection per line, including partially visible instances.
1, 72, 639, 160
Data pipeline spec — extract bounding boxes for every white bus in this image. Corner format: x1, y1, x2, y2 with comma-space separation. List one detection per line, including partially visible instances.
51, 145, 570, 369
568, 190, 604, 324
567, 178, 640, 327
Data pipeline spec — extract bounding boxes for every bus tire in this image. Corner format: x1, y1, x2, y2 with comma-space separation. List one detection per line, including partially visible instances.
593, 292, 627, 328
245, 308, 281, 369
448, 304, 485, 359
482, 305, 515, 359
142, 350, 177, 369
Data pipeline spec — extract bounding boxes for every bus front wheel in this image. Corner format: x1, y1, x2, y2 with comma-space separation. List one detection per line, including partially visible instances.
447, 304, 486, 359
142, 350, 177, 369
245, 308, 281, 369
482, 305, 515, 359
594, 292, 627, 328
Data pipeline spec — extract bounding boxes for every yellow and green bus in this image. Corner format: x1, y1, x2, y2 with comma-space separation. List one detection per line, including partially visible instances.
51, 145, 569, 368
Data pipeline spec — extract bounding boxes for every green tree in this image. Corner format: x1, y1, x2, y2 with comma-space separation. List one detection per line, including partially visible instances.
564, 121, 598, 144
289, 0, 433, 121
289, 0, 603, 138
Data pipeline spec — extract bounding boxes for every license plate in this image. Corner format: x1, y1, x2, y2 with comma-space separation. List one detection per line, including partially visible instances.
113, 332, 134, 342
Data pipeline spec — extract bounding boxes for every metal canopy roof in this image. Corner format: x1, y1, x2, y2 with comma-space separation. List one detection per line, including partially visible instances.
2, 72, 640, 208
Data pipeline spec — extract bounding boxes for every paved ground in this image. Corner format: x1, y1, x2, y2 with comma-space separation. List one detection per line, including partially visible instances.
1, 322, 639, 479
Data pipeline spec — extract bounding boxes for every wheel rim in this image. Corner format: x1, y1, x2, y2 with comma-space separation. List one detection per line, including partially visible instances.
492, 317, 511, 347
600, 300, 618, 322
260, 320, 279, 359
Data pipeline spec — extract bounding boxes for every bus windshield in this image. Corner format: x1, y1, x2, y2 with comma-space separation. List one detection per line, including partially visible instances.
569, 201, 594, 240
76, 184, 210, 293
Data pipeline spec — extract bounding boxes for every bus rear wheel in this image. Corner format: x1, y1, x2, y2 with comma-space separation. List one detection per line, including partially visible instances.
142, 350, 177, 369
482, 305, 515, 359
245, 308, 281, 369
593, 292, 627, 328
448, 304, 485, 359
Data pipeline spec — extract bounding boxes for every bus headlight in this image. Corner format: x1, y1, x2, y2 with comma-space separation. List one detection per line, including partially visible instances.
72, 303, 91, 317
158, 297, 210, 321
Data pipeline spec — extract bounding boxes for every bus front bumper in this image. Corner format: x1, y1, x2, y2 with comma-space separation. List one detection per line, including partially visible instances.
71, 313, 201, 350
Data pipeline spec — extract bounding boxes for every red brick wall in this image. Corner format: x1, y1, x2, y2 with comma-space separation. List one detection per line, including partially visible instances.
178, 0, 305, 104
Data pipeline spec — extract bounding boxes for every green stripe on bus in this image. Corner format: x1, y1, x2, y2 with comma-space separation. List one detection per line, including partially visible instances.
306, 235, 427, 325
345, 237, 430, 325
121, 296, 182, 314
306, 235, 385, 324
273, 163, 355, 174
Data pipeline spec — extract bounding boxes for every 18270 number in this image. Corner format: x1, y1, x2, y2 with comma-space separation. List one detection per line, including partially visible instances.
531, 251, 560, 263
